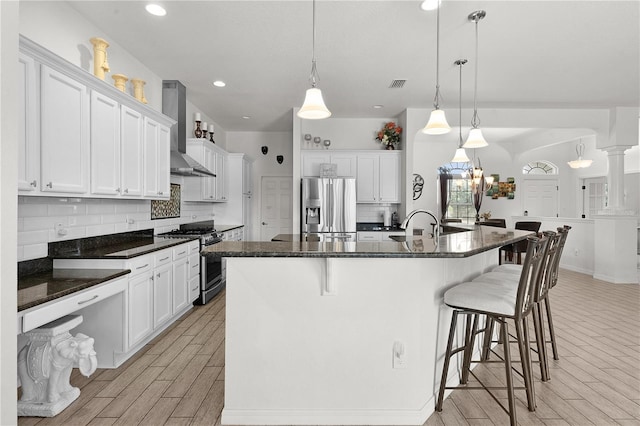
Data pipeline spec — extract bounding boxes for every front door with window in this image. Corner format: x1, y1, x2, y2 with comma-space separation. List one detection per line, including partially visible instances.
522, 179, 558, 217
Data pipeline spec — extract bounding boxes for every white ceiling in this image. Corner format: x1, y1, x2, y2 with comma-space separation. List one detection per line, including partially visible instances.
67, 0, 639, 133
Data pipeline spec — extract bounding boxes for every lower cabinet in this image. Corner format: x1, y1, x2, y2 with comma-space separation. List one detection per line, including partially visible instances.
153, 263, 173, 328
128, 271, 154, 348
172, 250, 190, 314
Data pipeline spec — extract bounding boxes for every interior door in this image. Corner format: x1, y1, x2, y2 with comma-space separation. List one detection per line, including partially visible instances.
522, 179, 558, 217
260, 177, 293, 241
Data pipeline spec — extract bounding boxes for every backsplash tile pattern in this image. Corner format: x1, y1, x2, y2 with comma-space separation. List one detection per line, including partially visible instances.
17, 196, 214, 261
356, 204, 400, 224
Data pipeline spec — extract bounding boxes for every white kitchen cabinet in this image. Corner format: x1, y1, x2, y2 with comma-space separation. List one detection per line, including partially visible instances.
357, 231, 381, 242
18, 52, 38, 193
184, 139, 229, 202
301, 152, 356, 177
188, 241, 200, 303
128, 270, 154, 348
120, 106, 144, 197
172, 257, 189, 314
143, 117, 171, 199
40, 64, 89, 194
216, 151, 228, 201
153, 263, 173, 327
90, 91, 121, 195
356, 152, 401, 203
242, 157, 253, 196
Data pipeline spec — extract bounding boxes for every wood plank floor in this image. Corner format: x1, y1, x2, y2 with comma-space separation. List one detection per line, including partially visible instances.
18, 269, 640, 426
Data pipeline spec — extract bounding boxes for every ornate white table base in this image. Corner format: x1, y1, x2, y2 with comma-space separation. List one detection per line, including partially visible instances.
18, 315, 98, 417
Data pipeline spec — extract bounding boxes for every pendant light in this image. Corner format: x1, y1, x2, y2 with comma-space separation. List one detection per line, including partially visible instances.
567, 140, 593, 168
463, 10, 488, 148
451, 59, 470, 163
297, 0, 331, 119
422, 1, 451, 135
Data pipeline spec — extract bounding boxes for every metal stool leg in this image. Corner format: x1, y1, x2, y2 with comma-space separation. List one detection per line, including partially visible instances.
436, 310, 459, 412
461, 314, 480, 384
518, 317, 536, 411
533, 302, 550, 381
481, 317, 495, 361
500, 319, 517, 426
544, 296, 560, 360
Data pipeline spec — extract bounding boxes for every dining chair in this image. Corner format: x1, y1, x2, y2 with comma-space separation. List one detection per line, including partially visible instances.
499, 221, 541, 264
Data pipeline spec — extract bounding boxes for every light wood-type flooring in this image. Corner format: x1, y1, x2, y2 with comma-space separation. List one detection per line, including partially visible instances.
18, 269, 640, 426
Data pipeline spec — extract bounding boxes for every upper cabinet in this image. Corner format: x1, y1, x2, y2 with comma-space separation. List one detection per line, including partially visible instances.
301, 150, 401, 204
17, 35, 174, 200
356, 152, 401, 203
183, 139, 228, 202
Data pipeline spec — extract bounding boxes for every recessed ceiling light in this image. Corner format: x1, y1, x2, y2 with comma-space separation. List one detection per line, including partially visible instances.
373, 105, 384, 109
145, 4, 166, 16
242, 116, 251, 120
213, 80, 226, 87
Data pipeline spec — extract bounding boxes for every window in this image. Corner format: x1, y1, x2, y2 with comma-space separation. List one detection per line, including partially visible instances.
441, 162, 475, 222
522, 161, 557, 175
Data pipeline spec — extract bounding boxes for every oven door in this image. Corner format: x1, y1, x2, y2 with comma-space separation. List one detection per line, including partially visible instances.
198, 241, 225, 305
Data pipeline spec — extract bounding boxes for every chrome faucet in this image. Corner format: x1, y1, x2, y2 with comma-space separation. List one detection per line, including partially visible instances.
399, 209, 440, 241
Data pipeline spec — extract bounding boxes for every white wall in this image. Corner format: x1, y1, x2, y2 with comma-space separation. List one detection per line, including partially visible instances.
224, 131, 293, 240
1, 1, 19, 422
300, 117, 400, 151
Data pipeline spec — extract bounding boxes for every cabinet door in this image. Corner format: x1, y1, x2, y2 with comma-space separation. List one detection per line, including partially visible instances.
204, 147, 216, 200
302, 152, 331, 177
156, 124, 171, 198
40, 65, 89, 194
379, 153, 401, 203
356, 154, 378, 202
128, 271, 154, 348
18, 53, 39, 192
242, 158, 252, 195
357, 231, 381, 242
216, 152, 228, 201
143, 117, 161, 198
120, 105, 143, 196
172, 257, 189, 314
90, 91, 120, 195
153, 264, 172, 327
189, 275, 200, 303
330, 153, 357, 177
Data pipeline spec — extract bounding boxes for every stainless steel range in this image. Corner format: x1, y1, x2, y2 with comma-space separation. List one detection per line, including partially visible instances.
158, 220, 224, 304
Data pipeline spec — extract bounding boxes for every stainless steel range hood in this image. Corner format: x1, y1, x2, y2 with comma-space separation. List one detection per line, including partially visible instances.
162, 80, 216, 177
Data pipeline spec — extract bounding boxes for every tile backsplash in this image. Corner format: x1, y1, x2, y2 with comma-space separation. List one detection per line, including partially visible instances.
356, 204, 399, 223
17, 196, 214, 261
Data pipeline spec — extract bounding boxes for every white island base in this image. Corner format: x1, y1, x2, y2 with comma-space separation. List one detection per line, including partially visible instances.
222, 251, 497, 425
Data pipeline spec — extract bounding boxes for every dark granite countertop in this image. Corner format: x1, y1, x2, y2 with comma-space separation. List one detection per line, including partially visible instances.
51, 236, 198, 259
216, 224, 244, 233
202, 226, 533, 259
18, 268, 131, 312
356, 222, 403, 232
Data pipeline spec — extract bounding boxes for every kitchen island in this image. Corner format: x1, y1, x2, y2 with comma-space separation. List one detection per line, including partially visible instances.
202, 226, 531, 425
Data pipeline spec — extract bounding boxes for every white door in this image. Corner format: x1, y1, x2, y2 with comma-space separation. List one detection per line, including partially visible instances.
522, 179, 558, 217
260, 177, 293, 241
583, 177, 607, 218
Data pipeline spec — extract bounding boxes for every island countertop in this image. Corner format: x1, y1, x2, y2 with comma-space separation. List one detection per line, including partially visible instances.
202, 226, 533, 258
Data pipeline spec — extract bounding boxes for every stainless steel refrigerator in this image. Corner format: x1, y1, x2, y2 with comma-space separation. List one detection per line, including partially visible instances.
301, 177, 356, 241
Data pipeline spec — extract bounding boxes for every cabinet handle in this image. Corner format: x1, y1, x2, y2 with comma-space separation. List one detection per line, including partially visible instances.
136, 263, 149, 270
157, 273, 161, 278
77, 295, 99, 305
191, 285, 199, 291
159, 256, 169, 262
124, 188, 129, 193
178, 251, 186, 256
30, 180, 37, 187
116, 187, 121, 193
158, 191, 163, 195
46, 182, 53, 188
192, 264, 199, 269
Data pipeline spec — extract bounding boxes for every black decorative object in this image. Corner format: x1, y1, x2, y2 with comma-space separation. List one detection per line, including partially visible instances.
413, 173, 425, 201
277, 155, 284, 164
261, 146, 268, 155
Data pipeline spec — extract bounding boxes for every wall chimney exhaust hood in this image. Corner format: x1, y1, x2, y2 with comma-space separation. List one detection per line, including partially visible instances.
162, 80, 216, 177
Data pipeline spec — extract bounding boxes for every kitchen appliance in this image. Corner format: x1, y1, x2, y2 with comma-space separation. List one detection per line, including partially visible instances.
158, 220, 223, 304
162, 80, 215, 177
301, 177, 356, 241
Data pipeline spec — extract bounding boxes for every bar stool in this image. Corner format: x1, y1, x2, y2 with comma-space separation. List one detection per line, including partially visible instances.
491, 226, 571, 362
436, 235, 550, 426
473, 230, 561, 382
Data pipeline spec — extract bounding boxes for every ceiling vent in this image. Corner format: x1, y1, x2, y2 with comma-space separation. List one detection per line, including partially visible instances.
389, 79, 406, 88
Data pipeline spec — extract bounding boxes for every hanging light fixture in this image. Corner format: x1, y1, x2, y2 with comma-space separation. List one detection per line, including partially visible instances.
422, 1, 451, 135
420, 0, 441, 12
463, 10, 488, 148
451, 59, 470, 163
567, 140, 593, 168
297, 0, 331, 120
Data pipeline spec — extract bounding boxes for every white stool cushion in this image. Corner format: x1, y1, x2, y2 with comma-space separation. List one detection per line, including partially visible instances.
444, 281, 517, 316
472, 271, 519, 286
492, 264, 522, 275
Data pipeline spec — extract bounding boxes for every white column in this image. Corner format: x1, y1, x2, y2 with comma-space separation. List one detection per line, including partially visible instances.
602, 146, 628, 212
593, 215, 638, 284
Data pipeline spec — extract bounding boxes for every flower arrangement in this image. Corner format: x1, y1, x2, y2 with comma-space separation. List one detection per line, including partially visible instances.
480, 211, 492, 220
375, 122, 402, 149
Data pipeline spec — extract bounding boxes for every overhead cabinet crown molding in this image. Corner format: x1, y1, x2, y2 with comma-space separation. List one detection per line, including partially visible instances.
18, 35, 174, 200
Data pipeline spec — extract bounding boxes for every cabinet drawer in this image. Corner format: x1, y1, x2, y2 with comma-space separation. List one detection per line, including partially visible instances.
172, 244, 189, 261
155, 248, 172, 267
357, 232, 381, 242
189, 241, 200, 255
188, 253, 200, 279
126, 255, 153, 277
22, 277, 127, 333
